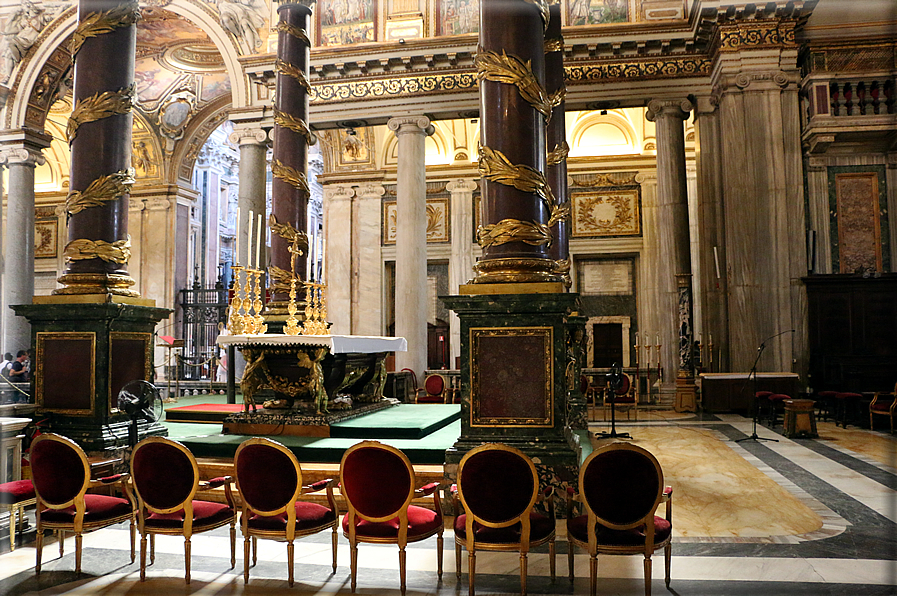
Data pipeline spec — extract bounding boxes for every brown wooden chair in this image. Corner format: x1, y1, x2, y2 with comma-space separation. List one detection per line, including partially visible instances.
130, 436, 237, 583
30, 433, 136, 574
340, 440, 443, 595
566, 442, 672, 596
234, 437, 339, 586
870, 383, 897, 433
452, 443, 555, 596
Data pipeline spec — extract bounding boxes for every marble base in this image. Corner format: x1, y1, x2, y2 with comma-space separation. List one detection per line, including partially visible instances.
223, 399, 396, 437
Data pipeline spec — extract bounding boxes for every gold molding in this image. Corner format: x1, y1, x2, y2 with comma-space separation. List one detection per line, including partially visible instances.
109, 331, 153, 413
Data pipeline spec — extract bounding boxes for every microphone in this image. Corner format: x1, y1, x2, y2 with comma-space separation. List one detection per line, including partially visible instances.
758, 329, 795, 351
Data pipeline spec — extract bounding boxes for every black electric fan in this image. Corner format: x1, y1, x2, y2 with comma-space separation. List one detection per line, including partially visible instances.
117, 380, 163, 448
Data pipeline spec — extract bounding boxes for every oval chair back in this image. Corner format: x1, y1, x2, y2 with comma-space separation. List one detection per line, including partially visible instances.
234, 438, 301, 526
581, 442, 662, 532
132, 437, 199, 516
341, 441, 414, 529
30, 433, 90, 510
425, 374, 445, 396
457, 443, 538, 534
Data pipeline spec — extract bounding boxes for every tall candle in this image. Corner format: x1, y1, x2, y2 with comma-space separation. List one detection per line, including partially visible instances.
247, 210, 254, 269
234, 207, 240, 266
320, 239, 326, 284
656, 334, 660, 345
306, 235, 313, 282
256, 213, 263, 269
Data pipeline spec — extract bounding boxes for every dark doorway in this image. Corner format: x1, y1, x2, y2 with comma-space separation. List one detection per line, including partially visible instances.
428, 320, 450, 370
593, 323, 623, 368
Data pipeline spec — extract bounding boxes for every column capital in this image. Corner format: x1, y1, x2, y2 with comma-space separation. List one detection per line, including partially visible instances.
646, 99, 693, 122
446, 178, 479, 194
693, 94, 720, 115
129, 198, 145, 212
387, 116, 432, 136
323, 183, 355, 201
0, 146, 46, 167
356, 183, 385, 200
228, 127, 270, 146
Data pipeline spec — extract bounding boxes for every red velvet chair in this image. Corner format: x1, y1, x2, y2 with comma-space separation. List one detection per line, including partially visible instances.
452, 443, 556, 596
835, 392, 863, 428
340, 440, 443, 596
30, 433, 136, 574
234, 437, 339, 586
130, 436, 237, 583
416, 374, 450, 404
566, 442, 672, 596
766, 393, 790, 427
869, 383, 897, 433
0, 479, 35, 551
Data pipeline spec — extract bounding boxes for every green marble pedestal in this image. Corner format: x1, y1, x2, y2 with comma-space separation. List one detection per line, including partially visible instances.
441, 292, 585, 492
14, 299, 171, 453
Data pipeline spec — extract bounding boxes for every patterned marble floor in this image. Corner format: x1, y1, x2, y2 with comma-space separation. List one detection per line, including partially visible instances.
1, 412, 894, 595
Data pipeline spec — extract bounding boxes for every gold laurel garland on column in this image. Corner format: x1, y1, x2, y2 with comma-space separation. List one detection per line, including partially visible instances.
70, 3, 141, 58
275, 59, 312, 94
476, 49, 552, 120
524, 0, 551, 30
547, 141, 569, 166
477, 219, 552, 248
544, 36, 564, 54
66, 83, 136, 144
269, 213, 309, 247
269, 265, 295, 293
276, 20, 310, 45
271, 160, 310, 195
478, 144, 566, 223
65, 169, 135, 216
549, 86, 567, 111
64, 236, 131, 264
548, 202, 570, 226
273, 107, 316, 145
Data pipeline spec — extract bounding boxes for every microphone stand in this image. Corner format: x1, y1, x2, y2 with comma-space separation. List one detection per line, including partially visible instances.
594, 364, 631, 440
736, 329, 793, 443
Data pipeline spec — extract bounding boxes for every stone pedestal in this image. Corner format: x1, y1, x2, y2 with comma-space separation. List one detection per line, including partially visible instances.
442, 292, 581, 491
13, 300, 170, 453
784, 399, 818, 438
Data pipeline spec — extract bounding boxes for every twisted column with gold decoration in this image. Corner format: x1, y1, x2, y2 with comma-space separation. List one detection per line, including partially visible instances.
267, 0, 316, 318
544, 0, 570, 287
56, 0, 141, 297
472, 0, 562, 287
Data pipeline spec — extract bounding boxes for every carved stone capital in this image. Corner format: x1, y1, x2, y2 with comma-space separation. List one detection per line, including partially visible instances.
129, 198, 145, 212
356, 183, 385, 199
228, 127, 269, 146
693, 94, 720, 115
323, 183, 355, 201
0, 146, 46, 167
634, 172, 656, 184
54, 204, 68, 218
146, 197, 173, 211
646, 99, 693, 122
446, 178, 478, 194
387, 116, 432, 136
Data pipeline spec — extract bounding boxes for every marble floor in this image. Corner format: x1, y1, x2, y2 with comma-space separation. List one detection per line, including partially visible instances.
1, 411, 895, 595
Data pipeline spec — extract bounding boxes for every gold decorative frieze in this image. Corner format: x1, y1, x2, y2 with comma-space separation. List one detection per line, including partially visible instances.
63, 236, 131, 264
571, 189, 641, 237
67, 83, 136, 143
276, 20, 310, 45
383, 198, 449, 245
571, 172, 639, 187
476, 48, 552, 119
276, 59, 312, 93
70, 3, 141, 58
477, 218, 551, 249
718, 21, 797, 51
274, 107, 316, 145
565, 58, 711, 83
65, 168, 135, 215
272, 159, 311, 194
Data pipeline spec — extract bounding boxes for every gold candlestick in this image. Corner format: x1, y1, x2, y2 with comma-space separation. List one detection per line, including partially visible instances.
284, 237, 302, 335
228, 265, 246, 335
252, 269, 267, 334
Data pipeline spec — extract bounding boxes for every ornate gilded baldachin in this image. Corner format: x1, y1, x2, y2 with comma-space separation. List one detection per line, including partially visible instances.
70, 3, 142, 58
67, 84, 136, 143
63, 236, 131, 264
65, 169, 135, 216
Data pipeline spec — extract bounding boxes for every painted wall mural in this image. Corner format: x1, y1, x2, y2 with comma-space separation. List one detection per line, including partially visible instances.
438, 0, 478, 35
318, 0, 376, 46
570, 188, 641, 237
567, 0, 628, 25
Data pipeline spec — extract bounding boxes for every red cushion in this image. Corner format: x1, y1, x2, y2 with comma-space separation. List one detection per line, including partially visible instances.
145, 500, 234, 529
0, 479, 35, 504
454, 511, 554, 544
424, 375, 444, 396
568, 514, 672, 546
768, 394, 790, 402
460, 449, 535, 524
417, 394, 445, 404
342, 446, 411, 519
41, 493, 132, 523
755, 391, 774, 399
342, 504, 441, 539
237, 443, 298, 513
835, 392, 862, 399
248, 501, 335, 531
817, 391, 838, 398
871, 399, 895, 412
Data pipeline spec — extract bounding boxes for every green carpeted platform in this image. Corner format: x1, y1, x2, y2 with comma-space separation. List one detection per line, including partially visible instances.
330, 403, 460, 439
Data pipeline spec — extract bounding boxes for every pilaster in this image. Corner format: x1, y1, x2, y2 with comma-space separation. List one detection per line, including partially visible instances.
322, 184, 354, 334
353, 183, 385, 336
447, 178, 477, 366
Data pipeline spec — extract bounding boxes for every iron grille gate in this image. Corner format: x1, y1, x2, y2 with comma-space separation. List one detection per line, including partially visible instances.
179, 282, 228, 380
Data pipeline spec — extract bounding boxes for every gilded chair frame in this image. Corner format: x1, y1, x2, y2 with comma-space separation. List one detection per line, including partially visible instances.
130, 436, 236, 583
454, 442, 556, 596
234, 437, 339, 586
416, 373, 450, 403
869, 383, 897, 433
31, 433, 136, 574
340, 440, 444, 595
566, 442, 672, 596
0, 483, 36, 552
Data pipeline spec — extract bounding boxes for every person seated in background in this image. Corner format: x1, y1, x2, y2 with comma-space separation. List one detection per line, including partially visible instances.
8, 351, 28, 383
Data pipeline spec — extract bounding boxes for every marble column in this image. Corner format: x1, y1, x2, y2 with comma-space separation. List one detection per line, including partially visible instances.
322, 184, 354, 335
387, 116, 430, 378
1, 145, 45, 352
545, 1, 570, 287
354, 183, 385, 336
647, 98, 695, 408
229, 129, 268, 268
693, 94, 729, 372
447, 179, 477, 366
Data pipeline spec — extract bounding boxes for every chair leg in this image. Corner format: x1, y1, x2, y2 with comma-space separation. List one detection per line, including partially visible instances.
665, 543, 671, 588
437, 531, 444, 578
75, 533, 83, 574
331, 526, 338, 573
350, 543, 358, 593
287, 540, 295, 587
140, 534, 147, 581
520, 552, 528, 596
399, 546, 407, 596
130, 519, 136, 563
589, 555, 597, 596
150, 533, 155, 564
468, 552, 476, 596
549, 537, 555, 580
567, 540, 574, 583
243, 535, 250, 584
8, 505, 15, 552
455, 542, 461, 579
644, 555, 652, 596
58, 530, 64, 557
252, 535, 257, 566
230, 523, 236, 569
35, 522, 43, 574
185, 537, 192, 584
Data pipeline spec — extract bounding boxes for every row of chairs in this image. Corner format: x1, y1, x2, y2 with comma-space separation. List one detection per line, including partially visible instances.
21, 433, 672, 596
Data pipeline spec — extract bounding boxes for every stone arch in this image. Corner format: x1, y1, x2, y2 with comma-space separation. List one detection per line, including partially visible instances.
169, 94, 233, 185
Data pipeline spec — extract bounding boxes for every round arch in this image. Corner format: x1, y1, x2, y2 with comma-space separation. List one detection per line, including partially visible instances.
568, 110, 640, 157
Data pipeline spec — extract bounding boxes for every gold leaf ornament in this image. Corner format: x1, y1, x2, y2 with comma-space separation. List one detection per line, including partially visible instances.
269, 264, 294, 293
276, 21, 310, 45
64, 236, 131, 264
274, 107, 316, 145
548, 201, 570, 226
66, 169, 135, 215
547, 141, 569, 166
478, 144, 557, 208
475, 49, 552, 120
67, 84, 136, 143
477, 219, 552, 248
524, 0, 551, 30
268, 213, 309, 247
70, 3, 141, 58
275, 59, 312, 94
271, 160, 311, 195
